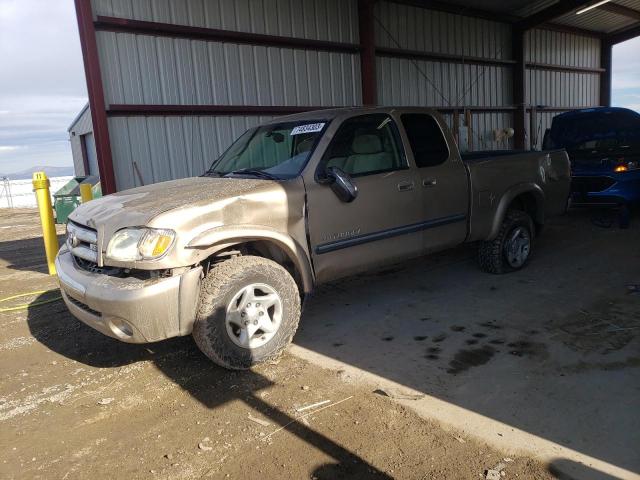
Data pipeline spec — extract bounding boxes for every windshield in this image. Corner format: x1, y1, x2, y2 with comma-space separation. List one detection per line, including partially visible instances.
207, 120, 328, 179
546, 110, 640, 153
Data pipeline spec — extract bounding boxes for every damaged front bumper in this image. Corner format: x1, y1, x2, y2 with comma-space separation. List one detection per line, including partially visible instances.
55, 246, 202, 343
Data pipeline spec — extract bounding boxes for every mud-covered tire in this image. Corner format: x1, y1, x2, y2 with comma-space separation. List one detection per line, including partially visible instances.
193, 256, 301, 370
478, 210, 535, 274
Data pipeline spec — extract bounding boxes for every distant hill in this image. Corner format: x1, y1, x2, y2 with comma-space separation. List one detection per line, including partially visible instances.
1, 166, 75, 180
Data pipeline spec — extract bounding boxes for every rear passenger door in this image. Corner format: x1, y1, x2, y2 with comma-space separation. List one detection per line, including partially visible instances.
305, 114, 424, 283
400, 113, 469, 253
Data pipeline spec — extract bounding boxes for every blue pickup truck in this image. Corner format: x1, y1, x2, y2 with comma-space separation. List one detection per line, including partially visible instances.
542, 107, 640, 220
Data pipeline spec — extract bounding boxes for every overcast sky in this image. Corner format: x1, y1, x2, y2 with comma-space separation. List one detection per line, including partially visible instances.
0, 1, 639, 175
0, 0, 87, 175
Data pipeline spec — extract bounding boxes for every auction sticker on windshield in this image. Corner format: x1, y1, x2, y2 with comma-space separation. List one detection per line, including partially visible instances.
291, 123, 325, 135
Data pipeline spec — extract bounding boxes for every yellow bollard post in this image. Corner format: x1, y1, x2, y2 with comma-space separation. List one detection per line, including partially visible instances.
32, 172, 59, 275
79, 183, 93, 203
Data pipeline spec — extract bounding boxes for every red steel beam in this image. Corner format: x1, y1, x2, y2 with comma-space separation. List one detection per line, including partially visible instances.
529, 106, 590, 112
512, 29, 527, 150
95, 16, 361, 54
108, 104, 591, 116
600, 39, 612, 106
106, 105, 333, 116
359, 0, 378, 105
376, 46, 515, 67
106, 104, 523, 116
526, 62, 605, 74
74, 0, 117, 194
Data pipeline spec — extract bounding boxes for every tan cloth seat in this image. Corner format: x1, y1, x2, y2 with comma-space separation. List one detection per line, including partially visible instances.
344, 134, 393, 175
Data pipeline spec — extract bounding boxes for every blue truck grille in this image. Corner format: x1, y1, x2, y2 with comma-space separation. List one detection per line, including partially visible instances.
571, 176, 615, 193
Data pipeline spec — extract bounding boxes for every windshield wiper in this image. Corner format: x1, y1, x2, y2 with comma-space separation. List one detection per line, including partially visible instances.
223, 168, 278, 180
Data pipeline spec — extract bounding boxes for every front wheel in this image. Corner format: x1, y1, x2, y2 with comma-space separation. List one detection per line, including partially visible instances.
193, 256, 301, 370
478, 210, 535, 274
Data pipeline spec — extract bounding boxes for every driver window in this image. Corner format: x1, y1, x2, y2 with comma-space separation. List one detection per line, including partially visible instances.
322, 114, 406, 177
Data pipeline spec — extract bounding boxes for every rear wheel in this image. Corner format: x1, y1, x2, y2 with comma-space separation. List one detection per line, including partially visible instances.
193, 255, 301, 370
478, 210, 534, 274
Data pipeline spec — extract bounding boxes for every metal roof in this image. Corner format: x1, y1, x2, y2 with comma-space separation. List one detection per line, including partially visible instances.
67, 103, 90, 132
554, 0, 640, 33
438, 0, 640, 35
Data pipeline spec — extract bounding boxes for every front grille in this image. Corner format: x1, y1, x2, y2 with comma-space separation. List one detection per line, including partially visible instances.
67, 295, 101, 317
73, 256, 124, 276
571, 176, 616, 194
67, 221, 99, 264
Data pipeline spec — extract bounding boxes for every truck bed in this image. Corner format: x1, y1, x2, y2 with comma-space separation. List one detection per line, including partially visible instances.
463, 149, 571, 241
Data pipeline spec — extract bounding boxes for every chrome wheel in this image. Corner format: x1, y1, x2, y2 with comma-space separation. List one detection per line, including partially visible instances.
225, 283, 282, 349
504, 226, 531, 268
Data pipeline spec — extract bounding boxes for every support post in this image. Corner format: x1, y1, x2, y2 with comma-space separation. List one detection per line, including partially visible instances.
358, 0, 377, 105
75, 0, 117, 194
513, 28, 527, 150
529, 106, 537, 150
80, 183, 94, 203
600, 40, 612, 107
32, 172, 59, 275
464, 109, 473, 152
452, 110, 460, 146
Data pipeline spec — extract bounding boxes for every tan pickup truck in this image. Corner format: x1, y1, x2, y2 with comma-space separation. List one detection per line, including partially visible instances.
56, 107, 570, 369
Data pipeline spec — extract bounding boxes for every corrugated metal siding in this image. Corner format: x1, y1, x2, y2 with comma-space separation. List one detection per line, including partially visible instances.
374, 1, 512, 59
96, 32, 361, 106
468, 112, 515, 151
434, 112, 514, 152
526, 70, 600, 107
108, 115, 274, 189
374, 1, 514, 151
526, 29, 600, 67
89, 0, 605, 189
69, 107, 94, 176
376, 57, 512, 107
526, 111, 565, 151
69, 106, 93, 134
92, 0, 358, 43
90, 0, 360, 190
525, 28, 600, 149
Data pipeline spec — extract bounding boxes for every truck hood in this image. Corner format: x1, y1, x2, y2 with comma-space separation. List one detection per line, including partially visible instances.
67, 175, 308, 270
69, 176, 278, 232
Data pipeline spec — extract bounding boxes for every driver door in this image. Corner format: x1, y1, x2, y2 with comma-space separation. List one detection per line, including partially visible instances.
305, 113, 424, 283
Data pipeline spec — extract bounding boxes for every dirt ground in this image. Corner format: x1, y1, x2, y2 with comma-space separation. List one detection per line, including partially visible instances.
0, 209, 558, 479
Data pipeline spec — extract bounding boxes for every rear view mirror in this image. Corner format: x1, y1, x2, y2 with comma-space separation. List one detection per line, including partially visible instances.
326, 167, 358, 203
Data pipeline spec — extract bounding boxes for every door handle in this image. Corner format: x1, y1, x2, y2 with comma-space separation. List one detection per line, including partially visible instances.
423, 178, 437, 187
397, 181, 415, 192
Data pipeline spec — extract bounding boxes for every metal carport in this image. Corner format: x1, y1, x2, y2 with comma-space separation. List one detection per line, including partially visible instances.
73, 0, 640, 193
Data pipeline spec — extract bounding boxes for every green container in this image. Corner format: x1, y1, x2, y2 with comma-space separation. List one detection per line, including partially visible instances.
53, 176, 102, 224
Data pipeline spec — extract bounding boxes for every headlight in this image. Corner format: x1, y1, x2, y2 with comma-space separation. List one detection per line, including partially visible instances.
106, 228, 175, 261
613, 160, 639, 172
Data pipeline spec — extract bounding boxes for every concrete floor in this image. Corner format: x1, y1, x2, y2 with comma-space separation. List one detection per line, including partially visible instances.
0, 210, 558, 480
294, 209, 640, 479
1, 208, 638, 479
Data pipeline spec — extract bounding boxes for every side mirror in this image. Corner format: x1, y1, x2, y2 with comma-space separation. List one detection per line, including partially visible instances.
325, 167, 358, 203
